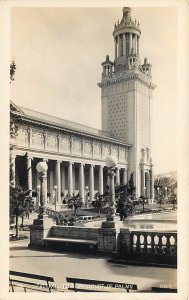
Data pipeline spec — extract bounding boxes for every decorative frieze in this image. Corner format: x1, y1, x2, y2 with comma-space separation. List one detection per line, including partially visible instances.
102, 143, 110, 159
93, 141, 102, 158
47, 133, 58, 150
59, 134, 70, 153
119, 147, 126, 162
111, 145, 118, 159
83, 139, 92, 156
16, 127, 29, 146
14, 124, 130, 163
31, 129, 44, 149
72, 136, 82, 155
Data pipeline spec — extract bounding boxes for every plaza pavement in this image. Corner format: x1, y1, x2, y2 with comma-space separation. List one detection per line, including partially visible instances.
9, 208, 177, 293
10, 237, 176, 293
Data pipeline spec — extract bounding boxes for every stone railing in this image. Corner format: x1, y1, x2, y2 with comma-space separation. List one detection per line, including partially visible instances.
130, 230, 177, 255
118, 228, 177, 266
46, 208, 63, 219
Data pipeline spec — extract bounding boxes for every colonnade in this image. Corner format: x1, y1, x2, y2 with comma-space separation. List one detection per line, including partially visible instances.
114, 33, 140, 59
11, 153, 129, 204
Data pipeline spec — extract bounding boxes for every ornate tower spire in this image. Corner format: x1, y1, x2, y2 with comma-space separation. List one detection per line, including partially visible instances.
113, 7, 141, 72
98, 8, 156, 200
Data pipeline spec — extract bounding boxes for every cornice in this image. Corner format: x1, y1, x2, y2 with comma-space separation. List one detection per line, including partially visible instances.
98, 72, 156, 90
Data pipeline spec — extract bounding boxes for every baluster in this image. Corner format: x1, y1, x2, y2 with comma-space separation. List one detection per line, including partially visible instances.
143, 233, 148, 253
174, 234, 177, 255
136, 233, 141, 252
130, 233, 135, 253
151, 233, 155, 254
166, 234, 171, 255
171, 234, 177, 255
158, 234, 163, 253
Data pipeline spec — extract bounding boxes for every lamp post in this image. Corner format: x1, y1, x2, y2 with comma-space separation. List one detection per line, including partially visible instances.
144, 186, 147, 198
29, 161, 54, 249
36, 184, 40, 211
36, 161, 48, 219
165, 186, 168, 201
54, 185, 57, 211
85, 186, 89, 209
105, 155, 117, 222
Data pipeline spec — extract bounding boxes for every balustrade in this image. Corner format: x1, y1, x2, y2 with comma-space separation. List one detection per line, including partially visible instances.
130, 231, 177, 256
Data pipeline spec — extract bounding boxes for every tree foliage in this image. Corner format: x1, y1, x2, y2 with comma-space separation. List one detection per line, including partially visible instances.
92, 192, 108, 216
67, 193, 83, 219
115, 173, 136, 220
10, 60, 16, 83
154, 176, 177, 198
10, 61, 18, 139
10, 186, 34, 237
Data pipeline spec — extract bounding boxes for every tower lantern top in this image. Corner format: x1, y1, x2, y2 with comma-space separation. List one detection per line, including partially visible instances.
113, 7, 141, 37
122, 7, 131, 20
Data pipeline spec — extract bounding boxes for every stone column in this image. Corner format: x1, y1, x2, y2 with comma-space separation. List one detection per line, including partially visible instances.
150, 166, 154, 202
10, 152, 16, 187
132, 34, 135, 54
129, 33, 132, 54
68, 162, 73, 197
118, 35, 121, 57
137, 36, 139, 56
141, 167, 145, 197
55, 160, 61, 203
134, 34, 137, 54
72, 166, 75, 195
123, 168, 127, 185
79, 163, 85, 201
26, 155, 33, 195
116, 167, 120, 185
123, 34, 126, 56
61, 164, 66, 197
99, 165, 104, 195
89, 164, 94, 202
114, 38, 117, 59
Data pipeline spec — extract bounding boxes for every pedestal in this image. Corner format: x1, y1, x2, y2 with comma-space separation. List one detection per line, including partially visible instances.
119, 228, 131, 258
28, 214, 55, 249
98, 219, 123, 254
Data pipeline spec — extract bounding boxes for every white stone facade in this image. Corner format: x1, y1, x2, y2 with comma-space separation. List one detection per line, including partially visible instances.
98, 7, 155, 200
10, 103, 130, 204
10, 7, 155, 203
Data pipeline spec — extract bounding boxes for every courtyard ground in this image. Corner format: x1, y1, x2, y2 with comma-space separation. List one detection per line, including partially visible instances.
10, 236, 176, 293
9, 207, 177, 293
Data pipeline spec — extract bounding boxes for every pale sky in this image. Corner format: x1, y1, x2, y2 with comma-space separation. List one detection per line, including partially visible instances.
11, 7, 177, 175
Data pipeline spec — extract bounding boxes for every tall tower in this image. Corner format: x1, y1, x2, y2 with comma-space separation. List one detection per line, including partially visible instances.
98, 7, 156, 201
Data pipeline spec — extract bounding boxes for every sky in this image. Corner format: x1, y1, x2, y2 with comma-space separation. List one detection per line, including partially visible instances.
11, 7, 178, 175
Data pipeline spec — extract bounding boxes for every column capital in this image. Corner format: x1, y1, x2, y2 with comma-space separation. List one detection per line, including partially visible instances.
69, 161, 74, 165
27, 156, 33, 160
56, 160, 62, 164
25, 152, 33, 160
10, 152, 16, 159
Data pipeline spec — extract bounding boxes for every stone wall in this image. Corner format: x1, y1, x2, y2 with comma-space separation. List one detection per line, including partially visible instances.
48, 226, 99, 241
